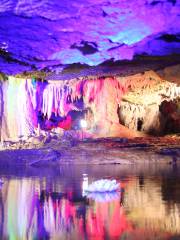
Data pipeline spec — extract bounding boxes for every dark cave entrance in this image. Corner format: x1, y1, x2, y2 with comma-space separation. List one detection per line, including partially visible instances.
137, 118, 143, 131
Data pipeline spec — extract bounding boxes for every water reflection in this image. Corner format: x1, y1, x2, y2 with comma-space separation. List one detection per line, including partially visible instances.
0, 173, 180, 239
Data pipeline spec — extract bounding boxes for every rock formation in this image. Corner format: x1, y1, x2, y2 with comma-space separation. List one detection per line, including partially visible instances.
0, 0, 179, 140
0, 64, 179, 141
119, 66, 180, 135
0, 0, 179, 74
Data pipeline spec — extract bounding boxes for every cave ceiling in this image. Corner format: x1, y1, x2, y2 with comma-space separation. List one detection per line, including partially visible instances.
0, 0, 180, 74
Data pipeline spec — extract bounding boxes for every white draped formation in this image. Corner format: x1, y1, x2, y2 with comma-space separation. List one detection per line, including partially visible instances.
1, 77, 36, 140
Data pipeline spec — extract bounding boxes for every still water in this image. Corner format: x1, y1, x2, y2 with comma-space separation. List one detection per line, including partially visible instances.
0, 164, 180, 240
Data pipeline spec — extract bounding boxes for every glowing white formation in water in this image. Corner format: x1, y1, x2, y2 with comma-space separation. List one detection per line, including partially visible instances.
86, 179, 120, 193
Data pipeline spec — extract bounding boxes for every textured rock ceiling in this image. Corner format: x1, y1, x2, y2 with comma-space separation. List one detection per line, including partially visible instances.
0, 0, 180, 74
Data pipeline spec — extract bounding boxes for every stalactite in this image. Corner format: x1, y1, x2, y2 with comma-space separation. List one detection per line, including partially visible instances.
36, 76, 129, 128
26, 79, 37, 110
1, 68, 179, 140
1, 77, 36, 140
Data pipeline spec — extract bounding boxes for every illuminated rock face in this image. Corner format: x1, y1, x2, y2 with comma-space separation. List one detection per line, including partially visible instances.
119, 70, 180, 135
0, 65, 179, 140
0, 0, 180, 74
0, 77, 36, 140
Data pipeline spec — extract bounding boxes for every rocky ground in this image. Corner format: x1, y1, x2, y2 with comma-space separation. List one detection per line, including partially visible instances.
0, 132, 179, 167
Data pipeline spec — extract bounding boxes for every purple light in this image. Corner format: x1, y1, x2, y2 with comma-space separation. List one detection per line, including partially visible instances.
0, 0, 179, 73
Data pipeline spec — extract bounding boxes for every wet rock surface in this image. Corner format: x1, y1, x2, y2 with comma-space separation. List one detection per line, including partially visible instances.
0, 148, 61, 166
0, 135, 179, 166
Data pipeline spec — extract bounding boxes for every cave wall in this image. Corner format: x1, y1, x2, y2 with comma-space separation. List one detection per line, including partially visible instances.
119, 103, 162, 135
118, 73, 180, 135
0, 66, 180, 141
159, 98, 180, 134
0, 0, 180, 74
0, 75, 138, 140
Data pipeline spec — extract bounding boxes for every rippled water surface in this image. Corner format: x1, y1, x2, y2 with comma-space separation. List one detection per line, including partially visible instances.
0, 164, 180, 240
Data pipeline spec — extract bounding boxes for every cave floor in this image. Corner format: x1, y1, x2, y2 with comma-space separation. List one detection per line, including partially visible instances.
0, 135, 179, 168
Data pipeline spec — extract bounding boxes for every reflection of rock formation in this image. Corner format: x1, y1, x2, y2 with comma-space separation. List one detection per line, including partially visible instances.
0, 176, 180, 239
38, 190, 131, 239
42, 192, 76, 237
86, 199, 130, 239
2, 179, 40, 240
124, 177, 180, 235
0, 178, 129, 239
